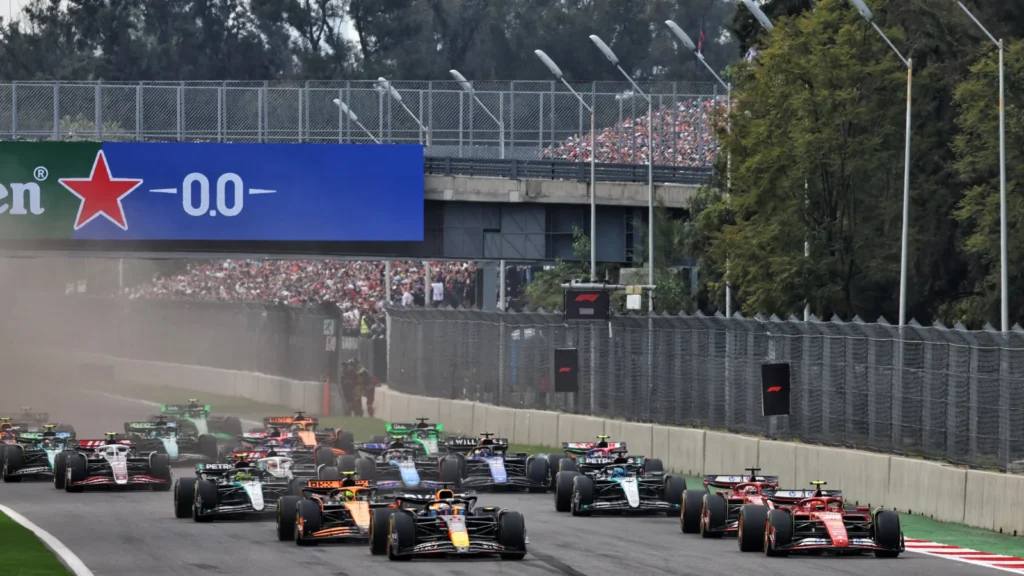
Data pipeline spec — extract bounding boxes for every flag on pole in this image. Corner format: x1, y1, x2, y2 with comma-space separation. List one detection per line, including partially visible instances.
698, 16, 706, 55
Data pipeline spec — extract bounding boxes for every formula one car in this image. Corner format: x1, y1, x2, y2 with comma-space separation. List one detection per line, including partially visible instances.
277, 474, 391, 545
160, 399, 242, 441
384, 417, 444, 455
172, 454, 295, 521
554, 450, 685, 516
759, 481, 904, 557
1, 425, 75, 482
438, 433, 549, 492
680, 467, 780, 537
3, 408, 76, 435
231, 430, 336, 476
260, 411, 355, 454
58, 433, 171, 492
122, 416, 217, 463
368, 487, 528, 560
346, 438, 447, 493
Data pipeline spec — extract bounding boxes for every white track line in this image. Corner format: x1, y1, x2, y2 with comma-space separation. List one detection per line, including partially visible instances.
86, 390, 262, 428
906, 540, 1024, 574
0, 504, 95, 576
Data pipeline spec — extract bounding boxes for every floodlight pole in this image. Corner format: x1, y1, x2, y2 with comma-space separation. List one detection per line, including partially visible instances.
332, 99, 380, 144
450, 70, 505, 159
534, 50, 598, 281
378, 78, 431, 147
953, 1, 1007, 331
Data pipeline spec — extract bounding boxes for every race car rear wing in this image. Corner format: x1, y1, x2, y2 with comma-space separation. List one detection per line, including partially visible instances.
161, 404, 211, 415
75, 439, 132, 450
15, 431, 73, 442
124, 421, 176, 433
194, 463, 237, 476
301, 478, 371, 492
444, 436, 509, 453
562, 441, 627, 454
386, 420, 443, 435
703, 474, 779, 489
765, 488, 843, 503
263, 415, 320, 428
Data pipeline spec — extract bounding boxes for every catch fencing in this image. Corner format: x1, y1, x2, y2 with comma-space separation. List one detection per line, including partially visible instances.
386, 307, 1024, 472
0, 80, 723, 166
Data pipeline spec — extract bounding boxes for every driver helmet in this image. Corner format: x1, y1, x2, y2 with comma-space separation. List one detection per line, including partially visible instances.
432, 502, 452, 515
474, 447, 491, 458
41, 438, 53, 448
610, 466, 627, 478
233, 470, 253, 482
744, 486, 758, 496
385, 449, 405, 464
337, 489, 356, 502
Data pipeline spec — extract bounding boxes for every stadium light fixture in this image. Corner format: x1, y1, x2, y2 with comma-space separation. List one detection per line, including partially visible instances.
740, 0, 775, 32
848, 0, 912, 328
588, 34, 654, 311
450, 69, 505, 159
951, 0, 1008, 332
377, 77, 431, 147
535, 49, 597, 281
332, 99, 380, 144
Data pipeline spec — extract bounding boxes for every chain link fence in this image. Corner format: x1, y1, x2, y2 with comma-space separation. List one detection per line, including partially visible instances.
0, 80, 723, 166
386, 307, 1024, 472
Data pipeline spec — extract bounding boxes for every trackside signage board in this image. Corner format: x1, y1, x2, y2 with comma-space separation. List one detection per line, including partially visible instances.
563, 289, 610, 320
0, 142, 424, 242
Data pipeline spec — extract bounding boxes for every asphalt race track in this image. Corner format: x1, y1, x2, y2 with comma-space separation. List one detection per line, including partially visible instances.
0, 388, 1002, 576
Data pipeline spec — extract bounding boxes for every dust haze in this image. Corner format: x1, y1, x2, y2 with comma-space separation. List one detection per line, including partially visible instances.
0, 256, 229, 437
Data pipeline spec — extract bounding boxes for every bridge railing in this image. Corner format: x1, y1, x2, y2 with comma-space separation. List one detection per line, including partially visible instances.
425, 156, 711, 185
0, 80, 724, 167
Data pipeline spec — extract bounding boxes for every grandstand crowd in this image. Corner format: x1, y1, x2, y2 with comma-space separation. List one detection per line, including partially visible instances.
125, 259, 479, 336
542, 97, 722, 166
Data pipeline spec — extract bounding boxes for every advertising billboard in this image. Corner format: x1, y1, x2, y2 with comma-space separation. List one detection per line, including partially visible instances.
0, 142, 424, 243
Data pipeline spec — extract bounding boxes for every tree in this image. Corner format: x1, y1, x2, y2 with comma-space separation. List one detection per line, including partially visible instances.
949, 40, 1024, 326
522, 226, 590, 311
714, 0, 908, 320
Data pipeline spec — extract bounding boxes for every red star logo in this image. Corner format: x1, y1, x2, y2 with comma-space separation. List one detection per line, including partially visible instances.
58, 150, 143, 231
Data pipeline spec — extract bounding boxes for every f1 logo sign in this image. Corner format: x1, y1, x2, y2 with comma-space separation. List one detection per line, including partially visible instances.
766, 386, 782, 393
574, 293, 600, 302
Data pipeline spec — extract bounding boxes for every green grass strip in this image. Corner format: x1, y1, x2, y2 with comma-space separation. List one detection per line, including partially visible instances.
0, 512, 71, 576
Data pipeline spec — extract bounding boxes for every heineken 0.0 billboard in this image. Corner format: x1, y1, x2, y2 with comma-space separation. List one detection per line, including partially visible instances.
0, 141, 424, 243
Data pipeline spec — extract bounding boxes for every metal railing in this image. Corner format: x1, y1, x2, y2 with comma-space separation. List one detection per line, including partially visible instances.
0, 80, 724, 167
385, 307, 1024, 472
425, 156, 712, 185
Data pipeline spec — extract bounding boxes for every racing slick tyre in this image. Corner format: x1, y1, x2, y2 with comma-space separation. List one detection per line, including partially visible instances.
334, 430, 355, 454
65, 454, 87, 492
53, 452, 68, 490
440, 457, 463, 489
554, 471, 578, 512
369, 508, 395, 555
355, 457, 376, 483
681, 489, 704, 533
571, 475, 594, 517
2, 446, 22, 483
314, 446, 336, 468
318, 466, 342, 481
193, 479, 218, 522
557, 457, 577, 474
764, 509, 793, 557
644, 458, 665, 476
295, 499, 321, 546
700, 493, 727, 538
737, 504, 769, 552
198, 435, 218, 460
287, 478, 306, 496
546, 453, 562, 490
527, 456, 550, 493
663, 475, 687, 516
873, 510, 902, 558
222, 416, 243, 437
337, 454, 358, 473
497, 511, 527, 560
277, 496, 300, 541
150, 453, 172, 491
387, 512, 415, 561
174, 477, 197, 519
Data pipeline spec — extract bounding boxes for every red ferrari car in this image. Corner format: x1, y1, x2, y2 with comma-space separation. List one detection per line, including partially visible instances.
680, 467, 779, 537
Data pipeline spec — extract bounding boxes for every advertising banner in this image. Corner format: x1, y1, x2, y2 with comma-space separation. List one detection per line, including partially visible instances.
0, 142, 424, 242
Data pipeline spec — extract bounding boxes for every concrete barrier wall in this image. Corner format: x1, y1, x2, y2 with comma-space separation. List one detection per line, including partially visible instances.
76, 353, 1024, 537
